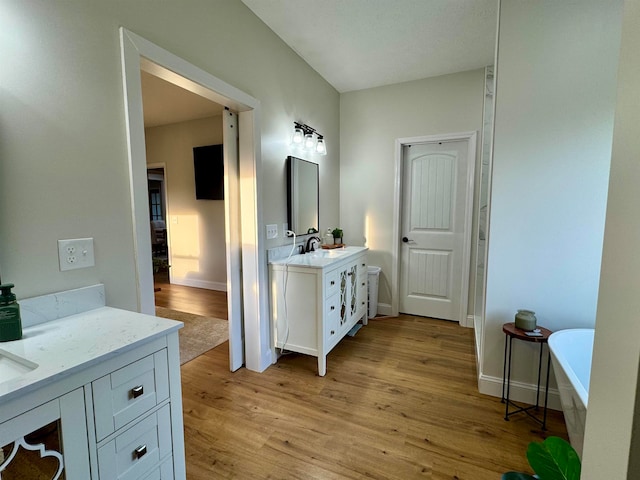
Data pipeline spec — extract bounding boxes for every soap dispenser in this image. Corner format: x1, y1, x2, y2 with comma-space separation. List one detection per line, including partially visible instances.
0, 283, 22, 342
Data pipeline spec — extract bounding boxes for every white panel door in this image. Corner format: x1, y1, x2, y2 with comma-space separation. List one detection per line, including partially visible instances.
400, 140, 472, 321
223, 109, 244, 371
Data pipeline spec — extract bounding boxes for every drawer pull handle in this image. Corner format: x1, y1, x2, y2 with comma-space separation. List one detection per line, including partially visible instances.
134, 444, 147, 459
331, 306, 335, 311
330, 280, 335, 286
131, 385, 144, 399
331, 330, 335, 335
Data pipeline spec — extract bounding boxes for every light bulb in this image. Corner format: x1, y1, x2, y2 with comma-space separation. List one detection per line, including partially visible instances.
292, 127, 304, 145
315, 137, 326, 155
304, 133, 315, 150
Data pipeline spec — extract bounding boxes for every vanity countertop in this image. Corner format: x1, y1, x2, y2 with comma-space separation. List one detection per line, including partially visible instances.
269, 245, 368, 269
0, 306, 182, 403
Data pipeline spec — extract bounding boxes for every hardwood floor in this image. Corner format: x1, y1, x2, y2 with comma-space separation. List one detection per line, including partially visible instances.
154, 280, 228, 319
180, 315, 568, 479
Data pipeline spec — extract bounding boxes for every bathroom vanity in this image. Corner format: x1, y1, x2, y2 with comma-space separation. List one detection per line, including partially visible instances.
269, 246, 368, 376
0, 285, 185, 479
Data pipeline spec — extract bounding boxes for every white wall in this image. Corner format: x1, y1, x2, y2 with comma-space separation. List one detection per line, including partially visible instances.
0, 0, 339, 310
582, 1, 640, 477
340, 70, 485, 311
481, 0, 622, 398
145, 116, 227, 290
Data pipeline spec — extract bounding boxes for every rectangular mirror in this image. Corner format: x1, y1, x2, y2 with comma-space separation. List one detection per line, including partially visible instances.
287, 156, 319, 235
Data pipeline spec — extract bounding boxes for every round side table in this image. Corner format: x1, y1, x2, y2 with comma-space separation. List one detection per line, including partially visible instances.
501, 322, 553, 429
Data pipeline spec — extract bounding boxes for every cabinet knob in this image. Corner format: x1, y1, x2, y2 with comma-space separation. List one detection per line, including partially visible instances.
361, 282, 365, 286
134, 444, 147, 459
131, 385, 144, 399
362, 263, 365, 267
330, 280, 335, 286
331, 330, 335, 335
331, 306, 335, 310
348, 272, 352, 276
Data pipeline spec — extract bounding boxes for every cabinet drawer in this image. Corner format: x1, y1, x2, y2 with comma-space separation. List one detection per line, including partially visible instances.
325, 269, 340, 298
93, 350, 169, 441
356, 282, 368, 319
325, 294, 340, 344
140, 456, 174, 480
356, 257, 368, 276
97, 403, 172, 480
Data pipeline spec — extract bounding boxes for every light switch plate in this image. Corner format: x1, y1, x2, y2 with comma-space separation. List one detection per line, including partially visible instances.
266, 224, 278, 239
58, 238, 95, 271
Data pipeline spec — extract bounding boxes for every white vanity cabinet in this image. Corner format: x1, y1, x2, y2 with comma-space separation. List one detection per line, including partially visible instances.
270, 247, 368, 376
0, 300, 185, 480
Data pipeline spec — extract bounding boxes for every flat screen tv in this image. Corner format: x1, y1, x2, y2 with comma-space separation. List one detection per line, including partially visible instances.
193, 144, 224, 200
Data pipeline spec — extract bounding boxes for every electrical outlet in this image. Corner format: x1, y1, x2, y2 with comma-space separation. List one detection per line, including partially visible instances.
58, 238, 95, 271
266, 224, 278, 239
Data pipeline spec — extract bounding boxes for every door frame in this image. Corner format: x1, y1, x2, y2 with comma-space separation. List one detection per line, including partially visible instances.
391, 131, 477, 325
120, 28, 271, 373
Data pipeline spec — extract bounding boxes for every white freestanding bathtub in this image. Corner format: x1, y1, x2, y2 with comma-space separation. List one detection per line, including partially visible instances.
548, 328, 594, 458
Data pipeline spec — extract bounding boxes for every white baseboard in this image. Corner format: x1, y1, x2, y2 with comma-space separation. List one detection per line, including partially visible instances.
478, 373, 562, 411
462, 314, 474, 328
169, 277, 227, 292
377, 303, 393, 316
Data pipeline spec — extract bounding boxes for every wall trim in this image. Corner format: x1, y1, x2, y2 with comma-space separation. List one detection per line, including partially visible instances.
377, 303, 393, 316
463, 314, 474, 329
169, 278, 227, 292
478, 373, 562, 412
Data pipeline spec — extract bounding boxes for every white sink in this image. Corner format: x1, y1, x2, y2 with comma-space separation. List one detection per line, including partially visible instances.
0, 348, 38, 384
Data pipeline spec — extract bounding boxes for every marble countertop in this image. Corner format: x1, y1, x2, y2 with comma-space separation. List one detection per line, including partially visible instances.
0, 306, 182, 403
269, 246, 368, 269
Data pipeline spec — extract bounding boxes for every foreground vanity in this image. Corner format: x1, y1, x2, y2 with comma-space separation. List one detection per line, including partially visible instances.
270, 246, 368, 376
0, 285, 185, 479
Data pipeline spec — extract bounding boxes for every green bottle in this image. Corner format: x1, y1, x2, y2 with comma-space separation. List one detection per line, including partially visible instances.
0, 283, 22, 342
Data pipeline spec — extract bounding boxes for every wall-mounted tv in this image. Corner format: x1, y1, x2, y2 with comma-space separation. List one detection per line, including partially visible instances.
193, 144, 224, 200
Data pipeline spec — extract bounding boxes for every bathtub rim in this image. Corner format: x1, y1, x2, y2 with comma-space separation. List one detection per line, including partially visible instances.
548, 328, 593, 410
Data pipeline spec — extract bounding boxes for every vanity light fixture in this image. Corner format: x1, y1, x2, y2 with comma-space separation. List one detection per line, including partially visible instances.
292, 125, 304, 145
292, 122, 327, 155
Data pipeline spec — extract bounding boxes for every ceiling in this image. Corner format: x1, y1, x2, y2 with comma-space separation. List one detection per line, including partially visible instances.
141, 71, 224, 128
241, 0, 498, 93
141, 1, 498, 126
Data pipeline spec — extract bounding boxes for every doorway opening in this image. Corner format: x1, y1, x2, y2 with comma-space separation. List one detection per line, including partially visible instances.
120, 28, 270, 373
147, 166, 169, 285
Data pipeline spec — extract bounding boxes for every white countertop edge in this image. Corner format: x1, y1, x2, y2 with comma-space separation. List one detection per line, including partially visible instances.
269, 246, 368, 269
0, 306, 182, 403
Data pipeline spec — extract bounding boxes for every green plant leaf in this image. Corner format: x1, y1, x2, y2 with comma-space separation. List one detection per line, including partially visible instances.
502, 472, 537, 480
527, 437, 581, 480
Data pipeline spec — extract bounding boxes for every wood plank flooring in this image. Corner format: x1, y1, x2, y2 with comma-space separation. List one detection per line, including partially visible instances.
154, 280, 228, 319
180, 313, 568, 479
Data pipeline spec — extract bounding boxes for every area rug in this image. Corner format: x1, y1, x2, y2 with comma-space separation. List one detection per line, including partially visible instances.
155, 306, 228, 365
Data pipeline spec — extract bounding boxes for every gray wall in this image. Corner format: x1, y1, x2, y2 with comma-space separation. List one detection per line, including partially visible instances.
0, 0, 340, 308
340, 70, 485, 310
583, 0, 640, 476
481, 0, 622, 394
